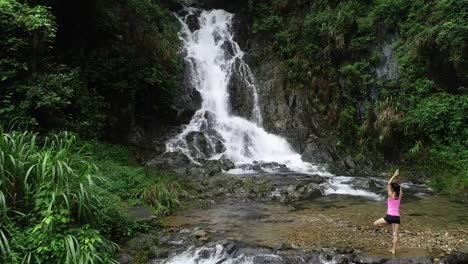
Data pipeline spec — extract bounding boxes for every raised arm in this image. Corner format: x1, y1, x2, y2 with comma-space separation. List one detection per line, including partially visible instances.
387, 169, 399, 196
398, 173, 403, 199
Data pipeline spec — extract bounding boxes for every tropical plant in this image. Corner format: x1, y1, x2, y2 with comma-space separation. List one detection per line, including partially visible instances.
0, 130, 117, 263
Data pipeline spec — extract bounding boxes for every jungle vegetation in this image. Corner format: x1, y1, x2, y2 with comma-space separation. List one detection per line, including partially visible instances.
248, 0, 467, 194
0, 0, 467, 262
1, 0, 184, 262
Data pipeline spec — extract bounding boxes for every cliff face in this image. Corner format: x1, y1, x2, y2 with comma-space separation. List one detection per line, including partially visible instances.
246, 39, 339, 165
163, 0, 378, 173
163, 0, 467, 184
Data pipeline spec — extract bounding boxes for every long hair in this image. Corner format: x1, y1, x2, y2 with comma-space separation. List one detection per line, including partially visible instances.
391, 182, 400, 199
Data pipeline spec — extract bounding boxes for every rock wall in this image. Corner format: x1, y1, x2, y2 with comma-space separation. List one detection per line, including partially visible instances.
165, 0, 360, 173
244, 37, 345, 171
155, 0, 381, 174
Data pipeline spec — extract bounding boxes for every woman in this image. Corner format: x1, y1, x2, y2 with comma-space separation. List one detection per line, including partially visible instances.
373, 169, 402, 255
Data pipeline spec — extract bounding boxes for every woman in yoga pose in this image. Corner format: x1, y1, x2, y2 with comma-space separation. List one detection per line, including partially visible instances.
373, 169, 402, 255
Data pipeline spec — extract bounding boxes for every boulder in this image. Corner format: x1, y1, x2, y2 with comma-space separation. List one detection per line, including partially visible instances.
344, 156, 356, 169
193, 229, 209, 241
441, 251, 468, 264
202, 160, 224, 176
127, 206, 156, 224
186, 9, 202, 32
117, 253, 133, 264
219, 158, 235, 171
352, 178, 380, 190
301, 137, 335, 164
276, 182, 323, 203
149, 246, 170, 259
147, 152, 191, 169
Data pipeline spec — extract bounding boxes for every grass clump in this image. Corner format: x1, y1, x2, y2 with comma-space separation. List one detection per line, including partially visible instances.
0, 130, 117, 263
89, 142, 186, 215
0, 131, 187, 263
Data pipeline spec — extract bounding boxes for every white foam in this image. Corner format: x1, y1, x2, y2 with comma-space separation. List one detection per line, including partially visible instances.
160, 245, 331, 264
323, 176, 383, 201
166, 9, 317, 174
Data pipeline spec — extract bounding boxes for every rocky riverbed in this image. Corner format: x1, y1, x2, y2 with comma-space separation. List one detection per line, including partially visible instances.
119, 169, 468, 264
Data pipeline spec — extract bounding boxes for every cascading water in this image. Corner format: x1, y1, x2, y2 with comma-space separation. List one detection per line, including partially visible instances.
166, 8, 320, 173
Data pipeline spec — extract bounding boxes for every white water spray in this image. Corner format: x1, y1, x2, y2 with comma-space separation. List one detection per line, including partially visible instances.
166, 8, 319, 173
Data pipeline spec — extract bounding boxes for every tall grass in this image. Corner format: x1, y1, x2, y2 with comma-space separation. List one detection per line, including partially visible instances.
0, 130, 117, 263
137, 175, 184, 214
1, 132, 187, 262
90, 142, 186, 214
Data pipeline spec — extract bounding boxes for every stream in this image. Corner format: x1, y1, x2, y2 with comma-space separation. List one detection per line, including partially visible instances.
151, 173, 468, 264
136, 7, 468, 264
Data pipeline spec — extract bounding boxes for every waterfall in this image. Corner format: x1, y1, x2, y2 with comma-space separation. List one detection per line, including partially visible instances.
166, 8, 321, 173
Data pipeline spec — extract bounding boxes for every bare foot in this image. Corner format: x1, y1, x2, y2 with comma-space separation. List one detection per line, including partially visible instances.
389, 249, 396, 255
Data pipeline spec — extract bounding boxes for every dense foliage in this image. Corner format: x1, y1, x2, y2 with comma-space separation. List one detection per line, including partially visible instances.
0, 0, 186, 262
0, 0, 182, 139
248, 0, 468, 193
0, 0, 466, 260
0, 131, 117, 263
0, 131, 185, 263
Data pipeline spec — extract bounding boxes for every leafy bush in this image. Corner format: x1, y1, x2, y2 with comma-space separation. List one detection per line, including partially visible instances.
337, 106, 357, 145
432, 0, 468, 69
1, 0, 182, 139
0, 130, 117, 263
0, 0, 106, 137
370, 0, 411, 29
405, 143, 468, 195
402, 93, 468, 145
0, 66, 106, 136
0, 131, 186, 262
0, 0, 56, 81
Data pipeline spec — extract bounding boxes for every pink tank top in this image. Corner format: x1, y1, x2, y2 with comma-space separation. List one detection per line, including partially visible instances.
387, 197, 401, 216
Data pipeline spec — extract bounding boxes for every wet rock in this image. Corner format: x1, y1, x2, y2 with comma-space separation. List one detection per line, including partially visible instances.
236, 162, 292, 173
352, 178, 380, 190
202, 160, 224, 176
147, 152, 191, 169
275, 182, 323, 203
117, 253, 133, 264
149, 246, 170, 259
223, 241, 238, 254
200, 158, 235, 176
127, 206, 156, 224
175, 93, 202, 125
186, 131, 210, 158
247, 180, 275, 198
375, 34, 400, 81
186, 166, 207, 177
219, 158, 235, 171
126, 234, 155, 252
305, 174, 325, 184
355, 250, 433, 264
193, 229, 207, 237
194, 229, 209, 241
302, 136, 335, 164
228, 59, 255, 120
185, 9, 201, 32
440, 251, 468, 264
179, 228, 191, 234
344, 156, 356, 169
